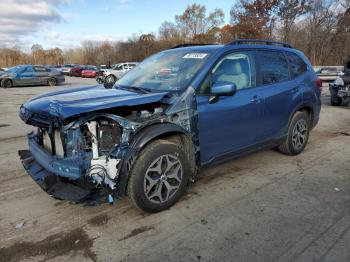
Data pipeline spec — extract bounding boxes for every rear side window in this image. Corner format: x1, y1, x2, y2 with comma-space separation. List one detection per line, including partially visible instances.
34, 66, 49, 72
256, 51, 290, 85
285, 52, 307, 78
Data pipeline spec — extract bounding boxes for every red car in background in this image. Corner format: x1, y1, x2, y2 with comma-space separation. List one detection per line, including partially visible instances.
69, 66, 84, 77
81, 66, 99, 78
70, 65, 98, 77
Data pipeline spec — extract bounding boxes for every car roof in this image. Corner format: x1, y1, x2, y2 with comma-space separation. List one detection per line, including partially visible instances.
169, 42, 306, 62
173, 43, 297, 52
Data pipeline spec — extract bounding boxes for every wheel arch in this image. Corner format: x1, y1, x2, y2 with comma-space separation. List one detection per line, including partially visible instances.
119, 122, 196, 195
286, 102, 314, 133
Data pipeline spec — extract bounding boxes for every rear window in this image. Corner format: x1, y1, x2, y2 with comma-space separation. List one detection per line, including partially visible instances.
256, 51, 290, 85
34, 66, 49, 72
285, 52, 307, 78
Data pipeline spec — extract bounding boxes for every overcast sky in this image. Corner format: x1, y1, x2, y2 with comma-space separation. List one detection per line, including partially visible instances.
0, 0, 234, 51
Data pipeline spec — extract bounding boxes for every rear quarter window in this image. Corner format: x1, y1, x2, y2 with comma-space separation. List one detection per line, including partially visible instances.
255, 50, 290, 85
285, 52, 308, 78
34, 66, 49, 72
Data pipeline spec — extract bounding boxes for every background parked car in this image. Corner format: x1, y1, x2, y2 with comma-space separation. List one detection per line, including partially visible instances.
104, 62, 138, 84
47, 65, 62, 70
69, 65, 85, 77
0, 65, 65, 88
315, 66, 343, 81
81, 66, 99, 78
329, 56, 350, 106
60, 64, 77, 75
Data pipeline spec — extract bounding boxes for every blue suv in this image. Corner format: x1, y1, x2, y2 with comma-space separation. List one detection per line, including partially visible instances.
19, 39, 322, 212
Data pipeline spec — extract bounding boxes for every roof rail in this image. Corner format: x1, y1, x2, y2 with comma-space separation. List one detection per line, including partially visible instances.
171, 43, 216, 49
227, 39, 293, 48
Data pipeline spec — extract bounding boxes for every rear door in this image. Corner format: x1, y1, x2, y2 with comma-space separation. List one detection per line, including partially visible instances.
33, 66, 50, 84
197, 51, 266, 164
254, 50, 303, 139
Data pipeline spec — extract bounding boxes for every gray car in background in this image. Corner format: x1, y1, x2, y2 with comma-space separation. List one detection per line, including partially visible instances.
0, 65, 65, 88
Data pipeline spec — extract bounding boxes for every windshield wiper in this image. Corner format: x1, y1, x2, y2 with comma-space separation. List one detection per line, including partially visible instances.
118, 85, 151, 94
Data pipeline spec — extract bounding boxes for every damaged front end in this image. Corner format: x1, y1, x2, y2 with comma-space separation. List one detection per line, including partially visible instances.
329, 74, 350, 106
18, 86, 198, 204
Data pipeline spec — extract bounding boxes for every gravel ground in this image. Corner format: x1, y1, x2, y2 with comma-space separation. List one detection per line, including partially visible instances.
0, 77, 349, 262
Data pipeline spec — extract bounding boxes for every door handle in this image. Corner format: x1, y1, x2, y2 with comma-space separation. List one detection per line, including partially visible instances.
291, 86, 299, 94
251, 95, 261, 104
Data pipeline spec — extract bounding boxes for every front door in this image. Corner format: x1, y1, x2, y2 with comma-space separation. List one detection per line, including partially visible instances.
196, 51, 266, 164
17, 66, 37, 86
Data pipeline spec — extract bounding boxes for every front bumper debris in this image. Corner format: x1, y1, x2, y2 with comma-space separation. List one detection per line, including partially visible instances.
19, 150, 91, 202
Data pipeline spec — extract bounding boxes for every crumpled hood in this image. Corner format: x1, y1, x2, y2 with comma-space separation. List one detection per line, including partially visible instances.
21, 85, 169, 120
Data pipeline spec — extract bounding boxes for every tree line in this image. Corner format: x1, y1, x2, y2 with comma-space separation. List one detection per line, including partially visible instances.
0, 0, 349, 68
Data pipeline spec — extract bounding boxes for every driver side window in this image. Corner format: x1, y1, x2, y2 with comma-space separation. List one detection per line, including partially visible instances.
200, 52, 255, 95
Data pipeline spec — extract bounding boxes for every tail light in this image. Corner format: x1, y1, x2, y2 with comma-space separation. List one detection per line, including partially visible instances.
316, 78, 323, 89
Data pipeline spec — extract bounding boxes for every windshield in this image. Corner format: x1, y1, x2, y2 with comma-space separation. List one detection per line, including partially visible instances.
115, 50, 210, 91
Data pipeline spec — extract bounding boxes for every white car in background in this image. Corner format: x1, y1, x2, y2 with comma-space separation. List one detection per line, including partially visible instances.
315, 66, 343, 81
60, 64, 78, 75
104, 62, 138, 83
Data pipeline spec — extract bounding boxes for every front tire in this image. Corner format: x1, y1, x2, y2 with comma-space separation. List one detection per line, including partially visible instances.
278, 111, 310, 156
127, 140, 190, 213
1, 79, 12, 88
106, 75, 116, 84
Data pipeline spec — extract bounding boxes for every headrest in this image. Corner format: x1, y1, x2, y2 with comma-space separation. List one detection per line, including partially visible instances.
216, 59, 242, 75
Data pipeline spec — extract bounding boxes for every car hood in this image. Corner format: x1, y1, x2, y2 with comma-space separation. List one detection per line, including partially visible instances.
21, 85, 169, 120
0, 72, 14, 78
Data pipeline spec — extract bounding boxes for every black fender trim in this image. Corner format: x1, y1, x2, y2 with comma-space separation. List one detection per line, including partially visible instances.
285, 102, 315, 132
130, 122, 190, 149
118, 122, 191, 196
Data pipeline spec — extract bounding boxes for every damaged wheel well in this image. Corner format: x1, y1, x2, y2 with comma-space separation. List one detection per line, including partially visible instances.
119, 123, 197, 195
155, 132, 196, 174
298, 106, 313, 124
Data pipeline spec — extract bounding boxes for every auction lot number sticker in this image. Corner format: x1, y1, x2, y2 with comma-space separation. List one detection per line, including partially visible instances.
183, 53, 208, 59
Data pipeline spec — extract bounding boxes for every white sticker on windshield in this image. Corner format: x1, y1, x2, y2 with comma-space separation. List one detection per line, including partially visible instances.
183, 53, 208, 59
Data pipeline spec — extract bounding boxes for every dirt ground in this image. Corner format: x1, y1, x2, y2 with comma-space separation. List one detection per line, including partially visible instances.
0, 77, 349, 262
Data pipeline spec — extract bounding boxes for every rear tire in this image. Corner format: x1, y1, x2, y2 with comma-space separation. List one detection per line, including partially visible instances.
47, 78, 57, 87
278, 111, 310, 156
1, 79, 12, 88
127, 139, 190, 213
331, 98, 342, 106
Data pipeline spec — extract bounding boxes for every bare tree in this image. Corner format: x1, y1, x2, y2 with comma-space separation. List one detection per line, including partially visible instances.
277, 0, 311, 42
175, 4, 224, 41
230, 0, 279, 39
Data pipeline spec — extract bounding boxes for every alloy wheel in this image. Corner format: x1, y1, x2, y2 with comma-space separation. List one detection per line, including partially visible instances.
144, 154, 183, 204
292, 119, 308, 150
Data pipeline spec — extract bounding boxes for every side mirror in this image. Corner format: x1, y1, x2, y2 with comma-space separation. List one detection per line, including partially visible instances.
211, 83, 237, 96
209, 83, 236, 103
103, 82, 114, 89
